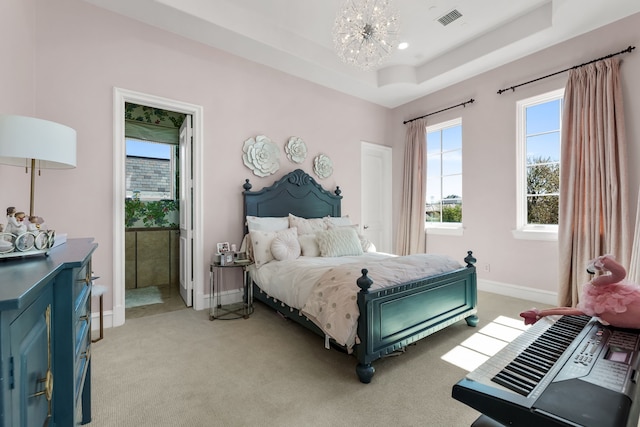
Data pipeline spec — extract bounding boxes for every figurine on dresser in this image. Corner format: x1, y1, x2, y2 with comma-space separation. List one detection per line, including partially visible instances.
5, 207, 27, 235
5, 207, 17, 231
27, 215, 41, 232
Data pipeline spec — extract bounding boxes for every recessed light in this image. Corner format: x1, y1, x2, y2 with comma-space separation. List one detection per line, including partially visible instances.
398, 42, 409, 50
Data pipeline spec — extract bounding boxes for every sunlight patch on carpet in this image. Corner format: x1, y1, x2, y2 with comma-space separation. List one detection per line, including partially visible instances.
126, 286, 163, 308
441, 315, 529, 372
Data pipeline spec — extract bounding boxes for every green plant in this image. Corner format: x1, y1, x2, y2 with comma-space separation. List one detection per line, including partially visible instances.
125, 199, 178, 228
527, 156, 560, 225
143, 200, 178, 227
442, 204, 462, 222
125, 198, 145, 227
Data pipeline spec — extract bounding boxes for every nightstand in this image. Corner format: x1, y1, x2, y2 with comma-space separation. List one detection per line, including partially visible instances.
209, 261, 254, 320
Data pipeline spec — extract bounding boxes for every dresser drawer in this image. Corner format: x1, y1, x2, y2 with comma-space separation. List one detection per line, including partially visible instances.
73, 260, 92, 312
73, 262, 92, 409
74, 286, 91, 358
74, 346, 90, 405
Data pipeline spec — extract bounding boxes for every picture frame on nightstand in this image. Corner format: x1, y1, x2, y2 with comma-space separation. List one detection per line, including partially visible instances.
219, 251, 234, 266
216, 242, 230, 253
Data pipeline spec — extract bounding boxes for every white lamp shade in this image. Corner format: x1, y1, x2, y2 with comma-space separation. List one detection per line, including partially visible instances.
0, 115, 76, 169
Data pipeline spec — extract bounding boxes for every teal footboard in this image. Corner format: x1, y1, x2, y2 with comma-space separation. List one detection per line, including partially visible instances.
354, 256, 478, 383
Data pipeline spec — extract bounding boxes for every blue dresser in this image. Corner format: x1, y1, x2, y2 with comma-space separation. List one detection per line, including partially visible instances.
0, 238, 97, 426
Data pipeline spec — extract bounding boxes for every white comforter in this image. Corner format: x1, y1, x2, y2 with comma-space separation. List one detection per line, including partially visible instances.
250, 253, 463, 349
250, 252, 396, 308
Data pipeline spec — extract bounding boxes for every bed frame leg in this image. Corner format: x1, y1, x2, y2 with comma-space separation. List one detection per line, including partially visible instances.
356, 363, 375, 383
465, 314, 479, 327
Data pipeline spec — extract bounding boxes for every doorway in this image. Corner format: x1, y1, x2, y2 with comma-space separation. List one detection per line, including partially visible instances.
361, 141, 392, 253
123, 111, 184, 318
113, 88, 204, 327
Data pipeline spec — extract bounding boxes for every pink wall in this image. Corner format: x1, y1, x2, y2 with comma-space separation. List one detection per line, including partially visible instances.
0, 0, 34, 115
1, 0, 389, 311
390, 12, 640, 296
0, 0, 38, 210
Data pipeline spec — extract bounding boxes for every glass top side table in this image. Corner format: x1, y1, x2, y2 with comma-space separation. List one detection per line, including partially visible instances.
209, 261, 254, 320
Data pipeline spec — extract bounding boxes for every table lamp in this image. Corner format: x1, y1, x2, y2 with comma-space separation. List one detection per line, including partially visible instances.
0, 115, 77, 219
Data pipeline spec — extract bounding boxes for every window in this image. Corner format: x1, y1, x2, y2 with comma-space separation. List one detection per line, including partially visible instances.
514, 89, 564, 240
426, 118, 462, 234
125, 138, 177, 200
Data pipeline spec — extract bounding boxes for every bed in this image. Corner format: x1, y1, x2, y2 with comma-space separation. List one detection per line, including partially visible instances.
242, 169, 478, 383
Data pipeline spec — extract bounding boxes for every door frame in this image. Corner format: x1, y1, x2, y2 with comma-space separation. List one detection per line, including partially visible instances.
112, 87, 204, 327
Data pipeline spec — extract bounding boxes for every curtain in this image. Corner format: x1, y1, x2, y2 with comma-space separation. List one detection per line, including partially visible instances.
558, 57, 631, 307
396, 118, 427, 255
629, 194, 640, 283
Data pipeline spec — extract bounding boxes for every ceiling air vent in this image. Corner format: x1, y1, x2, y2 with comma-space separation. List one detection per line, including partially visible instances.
437, 9, 462, 26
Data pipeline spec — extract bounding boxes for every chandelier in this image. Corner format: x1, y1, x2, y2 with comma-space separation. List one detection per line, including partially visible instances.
332, 0, 400, 70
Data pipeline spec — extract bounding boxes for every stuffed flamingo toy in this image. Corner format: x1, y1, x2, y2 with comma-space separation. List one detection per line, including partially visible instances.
520, 254, 640, 329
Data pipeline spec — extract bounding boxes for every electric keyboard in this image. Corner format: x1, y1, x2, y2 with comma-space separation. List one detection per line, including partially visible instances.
452, 315, 640, 427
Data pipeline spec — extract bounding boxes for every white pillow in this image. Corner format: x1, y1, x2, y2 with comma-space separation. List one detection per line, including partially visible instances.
323, 215, 352, 227
360, 236, 376, 253
249, 230, 275, 268
288, 214, 327, 235
298, 234, 320, 257
246, 216, 289, 232
326, 223, 376, 253
271, 228, 301, 261
316, 227, 364, 257
239, 234, 254, 261
250, 227, 299, 267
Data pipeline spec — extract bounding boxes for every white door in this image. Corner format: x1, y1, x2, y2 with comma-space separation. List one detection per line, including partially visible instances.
179, 115, 193, 306
361, 142, 393, 253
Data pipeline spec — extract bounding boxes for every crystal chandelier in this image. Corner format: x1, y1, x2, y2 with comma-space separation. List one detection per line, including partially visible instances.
332, 0, 400, 70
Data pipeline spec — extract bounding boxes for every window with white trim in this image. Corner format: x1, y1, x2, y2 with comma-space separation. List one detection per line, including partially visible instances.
514, 89, 564, 239
125, 138, 177, 200
426, 118, 462, 233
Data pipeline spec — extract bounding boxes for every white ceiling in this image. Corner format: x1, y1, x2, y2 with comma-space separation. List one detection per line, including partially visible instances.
84, 0, 640, 108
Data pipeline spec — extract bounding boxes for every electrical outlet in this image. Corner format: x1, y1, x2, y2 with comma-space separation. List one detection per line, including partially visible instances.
483, 263, 490, 272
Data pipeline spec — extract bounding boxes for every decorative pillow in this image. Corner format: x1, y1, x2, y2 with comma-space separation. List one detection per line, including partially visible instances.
298, 234, 320, 257
250, 227, 299, 267
315, 227, 364, 257
249, 230, 275, 268
246, 216, 289, 232
323, 215, 352, 227
270, 228, 301, 261
288, 214, 327, 235
326, 223, 376, 253
360, 236, 376, 253
239, 234, 254, 261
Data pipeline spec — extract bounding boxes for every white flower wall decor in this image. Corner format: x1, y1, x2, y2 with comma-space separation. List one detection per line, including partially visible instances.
313, 154, 333, 179
285, 136, 307, 164
242, 135, 280, 177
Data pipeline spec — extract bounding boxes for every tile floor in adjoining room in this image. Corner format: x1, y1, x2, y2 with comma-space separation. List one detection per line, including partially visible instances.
125, 283, 187, 319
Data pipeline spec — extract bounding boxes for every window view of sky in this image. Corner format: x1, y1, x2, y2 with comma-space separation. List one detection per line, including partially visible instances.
126, 139, 171, 160
427, 124, 462, 204
526, 99, 561, 163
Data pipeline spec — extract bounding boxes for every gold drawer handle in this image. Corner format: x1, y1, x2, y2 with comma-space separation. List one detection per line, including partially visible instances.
82, 347, 91, 360
30, 370, 53, 401
79, 314, 90, 323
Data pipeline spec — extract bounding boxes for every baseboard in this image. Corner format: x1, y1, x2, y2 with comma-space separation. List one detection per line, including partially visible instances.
92, 310, 113, 331
208, 289, 243, 308
478, 279, 558, 306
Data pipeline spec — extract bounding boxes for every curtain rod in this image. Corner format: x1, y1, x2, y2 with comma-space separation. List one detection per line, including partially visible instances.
403, 98, 475, 125
497, 45, 636, 95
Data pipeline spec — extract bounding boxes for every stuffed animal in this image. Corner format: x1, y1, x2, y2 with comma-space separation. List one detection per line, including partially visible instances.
520, 254, 640, 329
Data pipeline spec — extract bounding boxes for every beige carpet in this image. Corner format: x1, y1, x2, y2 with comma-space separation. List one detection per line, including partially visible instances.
90, 291, 550, 427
